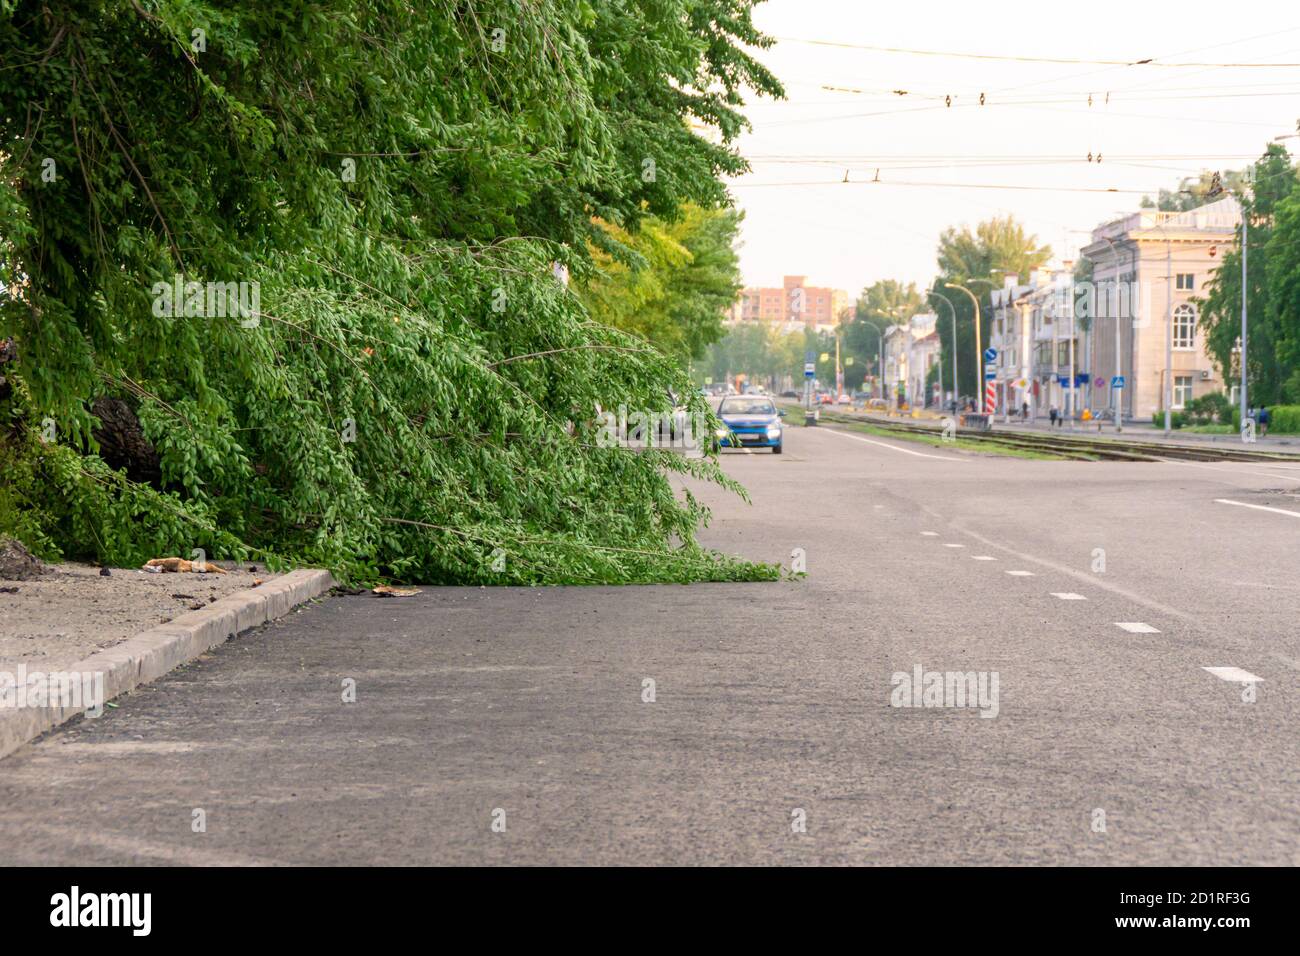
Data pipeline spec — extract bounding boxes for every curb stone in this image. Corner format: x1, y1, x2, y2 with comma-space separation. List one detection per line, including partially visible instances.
0, 568, 334, 760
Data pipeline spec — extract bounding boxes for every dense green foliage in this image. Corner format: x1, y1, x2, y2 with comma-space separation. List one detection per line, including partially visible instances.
0, 0, 785, 584
700, 321, 835, 390
576, 204, 743, 364
841, 280, 924, 392
1199, 144, 1300, 405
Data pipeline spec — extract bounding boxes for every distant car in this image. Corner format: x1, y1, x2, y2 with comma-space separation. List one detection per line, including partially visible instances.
819, 393, 833, 405
836, 394, 851, 405
866, 398, 888, 412
714, 396, 783, 454
779, 389, 798, 399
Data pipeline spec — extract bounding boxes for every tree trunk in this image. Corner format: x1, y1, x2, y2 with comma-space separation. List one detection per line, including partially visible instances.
92, 397, 162, 486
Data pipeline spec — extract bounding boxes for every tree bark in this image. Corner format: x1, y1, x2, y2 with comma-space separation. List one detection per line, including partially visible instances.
92, 396, 162, 486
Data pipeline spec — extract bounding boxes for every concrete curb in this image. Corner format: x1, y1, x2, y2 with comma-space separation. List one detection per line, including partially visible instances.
0, 568, 334, 760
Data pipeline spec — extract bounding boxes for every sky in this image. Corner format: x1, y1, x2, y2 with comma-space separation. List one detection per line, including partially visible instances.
725, 0, 1300, 296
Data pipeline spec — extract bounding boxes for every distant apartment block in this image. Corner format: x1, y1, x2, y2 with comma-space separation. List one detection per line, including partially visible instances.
728, 276, 849, 331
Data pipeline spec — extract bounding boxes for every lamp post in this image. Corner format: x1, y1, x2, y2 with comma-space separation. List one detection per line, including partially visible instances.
1237, 191, 1250, 436
1090, 234, 1132, 432
929, 290, 960, 413
882, 307, 909, 410
859, 321, 883, 400
944, 281, 986, 413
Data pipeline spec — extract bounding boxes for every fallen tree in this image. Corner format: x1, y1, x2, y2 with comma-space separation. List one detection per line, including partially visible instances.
0, 0, 784, 584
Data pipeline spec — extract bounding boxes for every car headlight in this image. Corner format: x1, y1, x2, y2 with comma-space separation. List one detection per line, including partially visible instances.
765, 424, 782, 438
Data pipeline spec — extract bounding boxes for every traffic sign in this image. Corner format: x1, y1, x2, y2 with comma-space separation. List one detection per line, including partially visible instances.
1111, 375, 1125, 388
804, 362, 815, 379
984, 348, 998, 363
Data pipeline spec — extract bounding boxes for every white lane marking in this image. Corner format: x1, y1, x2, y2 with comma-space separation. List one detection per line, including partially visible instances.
951, 524, 1197, 627
1116, 622, 1160, 633
943, 543, 965, 548
1161, 460, 1300, 483
1051, 592, 1086, 600
818, 426, 967, 461
1005, 570, 1035, 577
972, 555, 997, 561
1214, 498, 1300, 519
1203, 666, 1264, 683
920, 531, 939, 536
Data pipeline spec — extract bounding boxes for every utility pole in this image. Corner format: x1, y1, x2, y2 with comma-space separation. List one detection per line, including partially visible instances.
1240, 205, 1249, 434
1164, 239, 1173, 436
944, 281, 985, 412
1095, 235, 1127, 433
861, 322, 882, 400
929, 291, 960, 414
1065, 275, 1077, 429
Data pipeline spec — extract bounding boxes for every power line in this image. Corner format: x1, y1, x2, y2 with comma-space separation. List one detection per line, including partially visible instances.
772, 35, 1300, 67
731, 178, 1154, 194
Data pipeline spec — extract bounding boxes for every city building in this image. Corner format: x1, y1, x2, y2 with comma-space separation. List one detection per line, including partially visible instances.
1080, 197, 1240, 420
883, 312, 940, 407
991, 268, 1085, 419
729, 276, 849, 332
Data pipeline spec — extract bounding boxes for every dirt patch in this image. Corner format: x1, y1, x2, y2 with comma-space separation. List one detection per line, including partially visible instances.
0, 561, 278, 674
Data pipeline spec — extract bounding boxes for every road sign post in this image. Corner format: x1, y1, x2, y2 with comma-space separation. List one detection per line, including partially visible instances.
804, 352, 817, 426
1110, 376, 1125, 431
982, 349, 998, 414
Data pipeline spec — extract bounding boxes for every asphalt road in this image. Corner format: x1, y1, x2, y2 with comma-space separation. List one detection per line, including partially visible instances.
2, 422, 1298, 865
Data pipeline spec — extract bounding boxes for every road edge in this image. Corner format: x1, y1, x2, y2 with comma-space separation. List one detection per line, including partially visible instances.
0, 568, 335, 760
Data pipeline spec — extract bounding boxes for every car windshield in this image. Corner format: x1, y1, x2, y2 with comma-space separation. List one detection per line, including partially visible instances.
719, 398, 776, 416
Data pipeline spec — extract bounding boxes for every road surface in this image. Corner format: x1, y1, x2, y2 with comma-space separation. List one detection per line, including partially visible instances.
2, 422, 1298, 864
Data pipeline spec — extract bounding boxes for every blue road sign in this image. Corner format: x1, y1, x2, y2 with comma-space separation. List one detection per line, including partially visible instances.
804, 362, 816, 379
1111, 375, 1125, 388
984, 348, 998, 363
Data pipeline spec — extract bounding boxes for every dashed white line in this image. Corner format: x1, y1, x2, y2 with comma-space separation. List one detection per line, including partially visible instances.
920, 531, 939, 536
1051, 592, 1086, 600
1005, 570, 1036, 577
1116, 622, 1160, 634
1203, 666, 1264, 683
971, 555, 997, 561
1214, 498, 1300, 519
943, 543, 965, 548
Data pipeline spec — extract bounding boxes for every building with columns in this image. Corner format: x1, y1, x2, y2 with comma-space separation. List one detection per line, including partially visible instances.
1079, 197, 1239, 420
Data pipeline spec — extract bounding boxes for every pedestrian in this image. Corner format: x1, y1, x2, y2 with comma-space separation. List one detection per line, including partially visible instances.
1259, 405, 1270, 437
1021, 400, 1029, 420
1049, 405, 1058, 427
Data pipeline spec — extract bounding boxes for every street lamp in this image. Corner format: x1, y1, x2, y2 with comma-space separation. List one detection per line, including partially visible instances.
883, 307, 909, 410
1090, 234, 1131, 432
928, 290, 960, 412
944, 279, 994, 414
859, 321, 883, 400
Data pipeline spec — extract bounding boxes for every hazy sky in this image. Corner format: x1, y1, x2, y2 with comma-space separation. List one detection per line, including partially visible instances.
726, 0, 1300, 295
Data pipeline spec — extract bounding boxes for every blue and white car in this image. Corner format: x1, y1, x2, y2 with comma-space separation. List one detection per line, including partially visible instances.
714, 396, 784, 454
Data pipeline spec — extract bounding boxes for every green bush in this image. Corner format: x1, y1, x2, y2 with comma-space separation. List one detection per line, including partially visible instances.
1267, 405, 1300, 433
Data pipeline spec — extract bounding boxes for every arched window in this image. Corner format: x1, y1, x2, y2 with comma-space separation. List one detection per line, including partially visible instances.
1173, 303, 1197, 349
